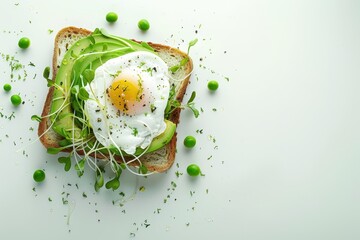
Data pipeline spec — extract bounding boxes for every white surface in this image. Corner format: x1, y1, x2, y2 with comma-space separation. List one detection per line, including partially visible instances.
1, 0, 360, 239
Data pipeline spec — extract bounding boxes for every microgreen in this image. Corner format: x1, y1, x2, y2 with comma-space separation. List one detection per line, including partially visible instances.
47, 147, 66, 154
78, 87, 89, 100
105, 177, 120, 190
165, 87, 199, 118
169, 38, 197, 73
31, 115, 42, 122
187, 38, 198, 54
43, 66, 54, 87
94, 169, 104, 192
105, 162, 123, 191
58, 156, 71, 172
139, 164, 148, 174
83, 69, 95, 83
74, 158, 85, 177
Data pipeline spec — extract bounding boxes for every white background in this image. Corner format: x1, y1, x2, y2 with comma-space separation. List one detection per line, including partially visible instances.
0, 0, 360, 239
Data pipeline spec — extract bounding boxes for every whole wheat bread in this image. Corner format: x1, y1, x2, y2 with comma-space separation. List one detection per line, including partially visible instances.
38, 26, 193, 172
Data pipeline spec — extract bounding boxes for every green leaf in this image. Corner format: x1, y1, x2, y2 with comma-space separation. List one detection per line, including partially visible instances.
169, 65, 180, 73
71, 85, 79, 95
75, 158, 85, 177
187, 91, 196, 104
43, 66, 50, 79
188, 103, 200, 118
58, 138, 72, 147
120, 163, 126, 169
83, 69, 95, 83
180, 57, 189, 67
188, 38, 198, 48
139, 164, 148, 174
172, 100, 181, 108
94, 171, 104, 192
71, 99, 81, 111
187, 38, 198, 54
81, 128, 89, 138
112, 162, 123, 178
47, 79, 55, 87
47, 147, 63, 154
109, 145, 121, 155
105, 177, 120, 191
58, 156, 71, 172
31, 115, 42, 122
79, 87, 89, 100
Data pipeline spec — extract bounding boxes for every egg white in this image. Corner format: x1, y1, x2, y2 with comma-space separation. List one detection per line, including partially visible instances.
84, 51, 170, 155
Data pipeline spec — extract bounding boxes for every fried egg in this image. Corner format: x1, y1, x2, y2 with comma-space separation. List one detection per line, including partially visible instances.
84, 51, 170, 155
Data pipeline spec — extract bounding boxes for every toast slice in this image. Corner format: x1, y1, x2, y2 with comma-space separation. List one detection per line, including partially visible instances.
38, 27, 193, 173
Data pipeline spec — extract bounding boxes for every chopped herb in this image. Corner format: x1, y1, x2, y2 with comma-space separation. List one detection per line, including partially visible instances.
62, 198, 68, 205
132, 128, 138, 136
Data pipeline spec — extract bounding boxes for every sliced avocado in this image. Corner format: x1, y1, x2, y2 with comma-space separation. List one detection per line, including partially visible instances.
133, 119, 176, 156
50, 29, 154, 140
102, 120, 176, 157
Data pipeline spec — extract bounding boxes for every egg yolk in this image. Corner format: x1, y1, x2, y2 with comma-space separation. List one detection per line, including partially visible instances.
108, 79, 142, 113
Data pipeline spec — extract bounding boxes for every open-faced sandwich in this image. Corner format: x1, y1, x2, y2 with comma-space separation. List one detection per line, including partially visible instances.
37, 26, 197, 190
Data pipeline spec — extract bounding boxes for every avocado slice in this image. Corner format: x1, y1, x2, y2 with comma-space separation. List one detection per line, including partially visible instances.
105, 119, 176, 157
133, 119, 176, 156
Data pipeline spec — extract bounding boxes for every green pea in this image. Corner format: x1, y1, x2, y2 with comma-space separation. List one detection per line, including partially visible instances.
106, 12, 118, 23
11, 94, 22, 106
187, 164, 201, 177
207, 80, 219, 91
33, 169, 45, 182
138, 19, 150, 31
3, 83, 11, 92
18, 37, 31, 49
184, 135, 196, 148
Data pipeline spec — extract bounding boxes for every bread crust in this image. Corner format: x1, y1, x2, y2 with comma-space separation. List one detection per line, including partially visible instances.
38, 27, 192, 172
